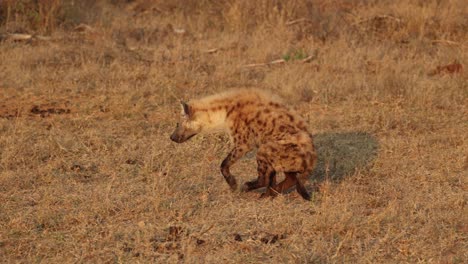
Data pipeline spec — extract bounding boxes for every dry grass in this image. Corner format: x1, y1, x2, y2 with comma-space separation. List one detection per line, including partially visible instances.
0, 0, 467, 263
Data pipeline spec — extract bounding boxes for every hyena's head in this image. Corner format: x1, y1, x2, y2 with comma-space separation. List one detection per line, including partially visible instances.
170, 101, 202, 143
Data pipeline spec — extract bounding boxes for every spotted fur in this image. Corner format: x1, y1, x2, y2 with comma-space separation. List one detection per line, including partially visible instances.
170, 89, 317, 200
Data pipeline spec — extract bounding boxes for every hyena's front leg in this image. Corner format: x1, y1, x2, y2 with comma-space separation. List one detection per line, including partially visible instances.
221, 146, 248, 191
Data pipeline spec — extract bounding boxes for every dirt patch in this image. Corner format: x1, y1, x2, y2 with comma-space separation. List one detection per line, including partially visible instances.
30, 105, 71, 117
428, 62, 463, 76
232, 231, 286, 245
0, 99, 72, 119
149, 225, 206, 260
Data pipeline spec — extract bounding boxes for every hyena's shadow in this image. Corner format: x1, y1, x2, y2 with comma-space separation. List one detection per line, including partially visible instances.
243, 131, 378, 194
310, 132, 379, 183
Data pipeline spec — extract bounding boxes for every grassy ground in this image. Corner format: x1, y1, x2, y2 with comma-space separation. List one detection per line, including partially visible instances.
0, 0, 466, 263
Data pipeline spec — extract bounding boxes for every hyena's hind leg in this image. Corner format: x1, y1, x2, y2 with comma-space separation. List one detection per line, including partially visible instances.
293, 172, 311, 201
249, 146, 280, 198
294, 152, 317, 201
273, 172, 311, 201
260, 168, 278, 198
243, 159, 269, 192
273, 172, 297, 193
221, 146, 249, 191
243, 144, 283, 198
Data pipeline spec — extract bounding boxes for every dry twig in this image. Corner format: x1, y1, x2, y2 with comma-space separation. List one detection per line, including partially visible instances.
242, 55, 317, 68
286, 18, 313, 26
6, 33, 32, 41
431, 39, 467, 48
203, 48, 219, 54
0, 33, 52, 42
300, 55, 315, 63
242, 59, 286, 68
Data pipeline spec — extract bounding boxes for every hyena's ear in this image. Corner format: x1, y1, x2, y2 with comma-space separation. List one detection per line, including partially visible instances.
180, 101, 192, 117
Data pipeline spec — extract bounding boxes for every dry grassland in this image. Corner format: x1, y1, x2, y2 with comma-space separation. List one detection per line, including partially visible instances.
0, 0, 467, 263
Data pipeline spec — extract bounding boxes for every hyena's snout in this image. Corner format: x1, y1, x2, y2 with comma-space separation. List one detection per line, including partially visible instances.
169, 132, 181, 143
170, 123, 197, 143
170, 123, 184, 143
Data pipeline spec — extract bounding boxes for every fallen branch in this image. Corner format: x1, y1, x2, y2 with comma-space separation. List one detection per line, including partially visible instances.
286, 18, 313, 26
5, 33, 32, 41
300, 55, 315, 63
35, 35, 52, 41
242, 55, 318, 68
0, 33, 52, 42
203, 48, 219, 54
242, 59, 286, 68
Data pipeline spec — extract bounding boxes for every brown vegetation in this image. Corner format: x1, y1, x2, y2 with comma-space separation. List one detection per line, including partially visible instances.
0, 0, 466, 262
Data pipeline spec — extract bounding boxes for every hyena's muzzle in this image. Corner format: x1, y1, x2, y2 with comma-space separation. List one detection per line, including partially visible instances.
170, 123, 198, 143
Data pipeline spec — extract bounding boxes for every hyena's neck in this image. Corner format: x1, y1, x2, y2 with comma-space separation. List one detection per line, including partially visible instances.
191, 102, 229, 131
205, 108, 228, 130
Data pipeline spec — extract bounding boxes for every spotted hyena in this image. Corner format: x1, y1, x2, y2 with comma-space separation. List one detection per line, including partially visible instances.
170, 89, 317, 200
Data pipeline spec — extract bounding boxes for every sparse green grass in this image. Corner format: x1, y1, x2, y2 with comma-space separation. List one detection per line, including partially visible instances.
0, 0, 467, 263
282, 48, 309, 62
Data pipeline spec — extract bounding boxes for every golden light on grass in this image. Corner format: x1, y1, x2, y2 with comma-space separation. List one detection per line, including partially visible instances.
0, 0, 466, 262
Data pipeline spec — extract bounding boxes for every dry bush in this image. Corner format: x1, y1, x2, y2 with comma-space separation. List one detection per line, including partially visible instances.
0, 0, 102, 33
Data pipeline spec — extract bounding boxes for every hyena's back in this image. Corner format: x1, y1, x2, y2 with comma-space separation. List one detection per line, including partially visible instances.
222, 90, 316, 174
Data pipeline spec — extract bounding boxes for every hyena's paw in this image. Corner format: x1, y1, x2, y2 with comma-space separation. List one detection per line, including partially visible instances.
226, 177, 238, 191
259, 187, 279, 199
241, 180, 259, 192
